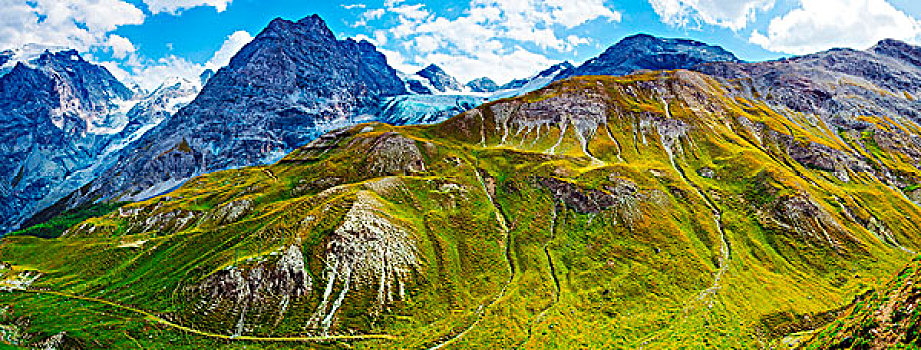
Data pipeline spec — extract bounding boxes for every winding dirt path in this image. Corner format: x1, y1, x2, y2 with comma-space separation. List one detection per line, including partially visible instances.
21, 290, 396, 343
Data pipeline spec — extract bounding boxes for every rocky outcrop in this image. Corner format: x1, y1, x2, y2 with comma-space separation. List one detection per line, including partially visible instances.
357, 132, 427, 176
191, 245, 312, 335
308, 190, 418, 331
537, 176, 662, 226
803, 257, 921, 349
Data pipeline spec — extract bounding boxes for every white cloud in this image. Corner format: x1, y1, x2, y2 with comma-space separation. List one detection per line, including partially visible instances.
413, 35, 443, 53
204, 30, 253, 70
107, 34, 136, 59
648, 0, 774, 30
421, 47, 559, 83
0, 0, 247, 92
342, 3, 366, 10
0, 0, 144, 52
122, 55, 205, 91
142, 0, 232, 15
378, 48, 422, 73
750, 0, 921, 54
353, 8, 387, 27
105, 30, 251, 91
361, 0, 620, 82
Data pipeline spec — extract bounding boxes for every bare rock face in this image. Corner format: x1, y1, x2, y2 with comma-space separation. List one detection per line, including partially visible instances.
768, 194, 849, 250
52, 15, 409, 216
0, 49, 135, 233
559, 34, 740, 80
415, 64, 462, 93
190, 245, 312, 336
487, 89, 610, 156
307, 190, 418, 332
354, 132, 426, 176
538, 176, 662, 226
698, 39, 921, 122
207, 198, 254, 226
781, 137, 872, 183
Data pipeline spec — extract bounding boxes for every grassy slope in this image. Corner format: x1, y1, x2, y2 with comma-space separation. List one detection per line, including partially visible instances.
0, 72, 918, 348
6, 202, 124, 239
800, 257, 921, 349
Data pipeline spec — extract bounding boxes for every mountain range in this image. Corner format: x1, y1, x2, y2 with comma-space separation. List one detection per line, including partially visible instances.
0, 13, 920, 350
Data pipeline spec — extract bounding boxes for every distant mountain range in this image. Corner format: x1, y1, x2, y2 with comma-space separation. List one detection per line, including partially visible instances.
0, 48, 198, 233
11, 17, 754, 232
11, 14, 921, 235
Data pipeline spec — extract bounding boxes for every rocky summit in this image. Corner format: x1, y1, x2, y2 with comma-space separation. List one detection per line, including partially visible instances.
0, 48, 191, 233
2, 11, 921, 350
43, 15, 449, 216
559, 33, 740, 80
466, 77, 499, 93
415, 64, 463, 93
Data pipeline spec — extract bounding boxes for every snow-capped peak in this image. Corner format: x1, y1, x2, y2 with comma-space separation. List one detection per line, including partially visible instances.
155, 76, 201, 92
0, 43, 73, 71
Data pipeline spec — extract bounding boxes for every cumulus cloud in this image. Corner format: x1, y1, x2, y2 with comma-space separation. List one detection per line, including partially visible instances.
420, 47, 558, 84
362, 0, 620, 82
0, 0, 144, 52
378, 48, 422, 74
103, 30, 251, 91
107, 34, 136, 59
142, 0, 232, 15
352, 8, 387, 27
204, 30, 253, 70
648, 0, 774, 30
0, 0, 248, 91
122, 55, 206, 91
750, 0, 921, 54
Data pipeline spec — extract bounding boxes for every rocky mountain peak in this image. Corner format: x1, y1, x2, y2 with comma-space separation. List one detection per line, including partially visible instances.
0, 48, 133, 131
416, 64, 462, 92
538, 61, 574, 77
466, 77, 499, 93
561, 34, 740, 80
199, 69, 215, 86
52, 14, 410, 211
871, 38, 921, 67
262, 15, 336, 43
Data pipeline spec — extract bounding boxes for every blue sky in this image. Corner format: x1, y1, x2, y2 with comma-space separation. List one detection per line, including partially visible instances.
3, 0, 920, 89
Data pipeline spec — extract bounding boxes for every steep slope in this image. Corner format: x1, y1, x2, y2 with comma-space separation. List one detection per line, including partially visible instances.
1, 71, 920, 348
0, 48, 143, 233
698, 40, 921, 119
415, 64, 463, 93
19, 78, 201, 232
558, 33, 740, 80
697, 39, 921, 197
800, 257, 921, 349
52, 15, 408, 208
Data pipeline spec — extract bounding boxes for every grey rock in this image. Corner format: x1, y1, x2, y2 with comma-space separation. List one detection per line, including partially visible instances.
559, 34, 740, 80
416, 64, 461, 93
466, 77, 499, 93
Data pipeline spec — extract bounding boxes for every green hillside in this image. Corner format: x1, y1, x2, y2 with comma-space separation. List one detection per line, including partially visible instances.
801, 257, 921, 349
0, 71, 919, 349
